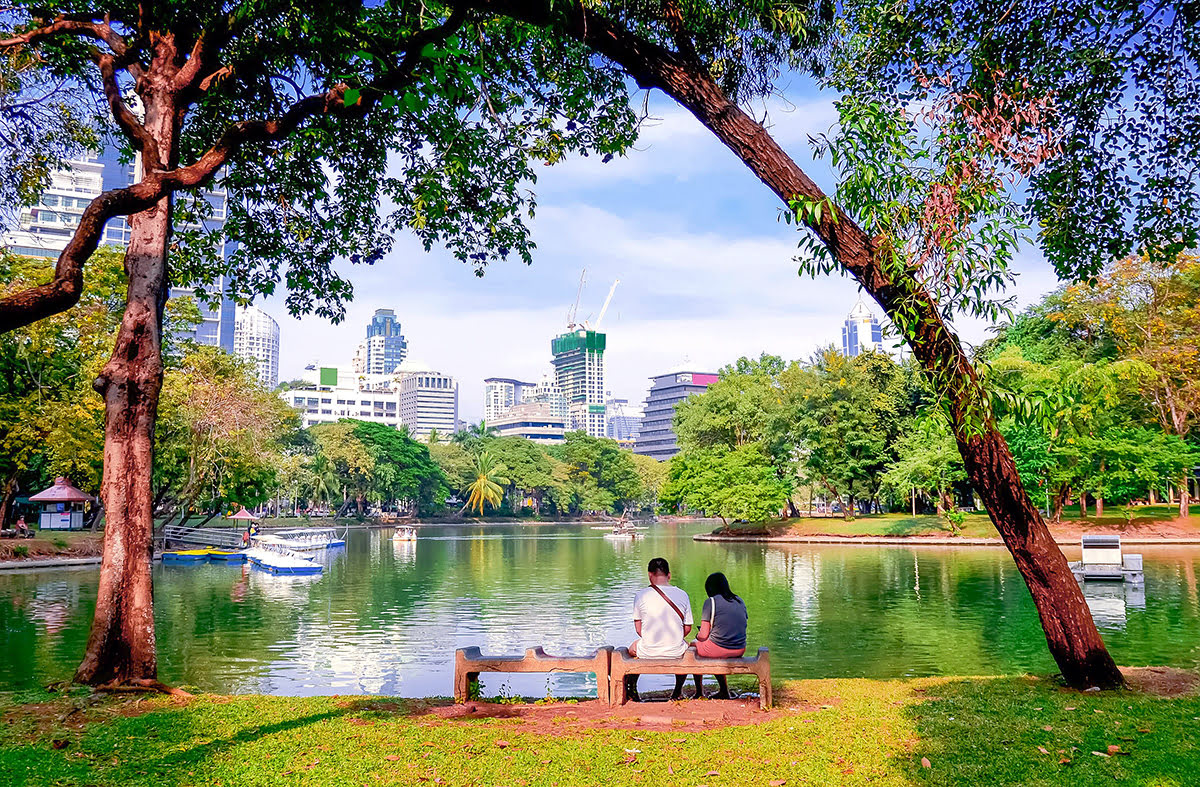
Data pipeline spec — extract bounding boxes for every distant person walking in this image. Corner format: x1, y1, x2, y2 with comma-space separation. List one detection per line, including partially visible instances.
687, 572, 748, 699
627, 557, 693, 701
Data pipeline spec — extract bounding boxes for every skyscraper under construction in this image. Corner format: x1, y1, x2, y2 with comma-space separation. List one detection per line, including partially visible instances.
550, 329, 607, 438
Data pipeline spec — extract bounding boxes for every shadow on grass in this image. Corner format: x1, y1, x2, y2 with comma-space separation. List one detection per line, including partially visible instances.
902, 675, 1200, 786
1, 694, 446, 787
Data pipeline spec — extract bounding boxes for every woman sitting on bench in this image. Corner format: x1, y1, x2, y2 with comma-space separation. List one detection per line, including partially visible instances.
687, 572, 747, 699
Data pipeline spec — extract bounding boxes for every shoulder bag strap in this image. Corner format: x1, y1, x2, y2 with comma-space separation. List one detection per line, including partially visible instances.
650, 584, 686, 623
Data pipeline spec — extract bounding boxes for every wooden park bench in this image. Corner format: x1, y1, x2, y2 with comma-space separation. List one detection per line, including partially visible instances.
454, 646, 614, 704
609, 646, 772, 709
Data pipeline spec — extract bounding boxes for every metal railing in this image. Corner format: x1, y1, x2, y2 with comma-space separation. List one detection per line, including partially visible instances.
161, 525, 244, 549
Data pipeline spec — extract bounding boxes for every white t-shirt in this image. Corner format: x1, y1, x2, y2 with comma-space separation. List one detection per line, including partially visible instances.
632, 584, 693, 658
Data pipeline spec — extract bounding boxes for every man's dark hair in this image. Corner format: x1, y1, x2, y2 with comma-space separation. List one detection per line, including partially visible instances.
647, 557, 670, 576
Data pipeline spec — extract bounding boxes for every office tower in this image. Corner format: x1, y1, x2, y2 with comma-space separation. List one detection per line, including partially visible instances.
550, 329, 606, 437
395, 359, 459, 440
2, 147, 237, 350
233, 305, 281, 388
355, 308, 408, 374
280, 365, 403, 429
488, 402, 568, 445
483, 378, 536, 423
842, 298, 884, 358
606, 396, 643, 442
634, 370, 719, 460
522, 374, 570, 420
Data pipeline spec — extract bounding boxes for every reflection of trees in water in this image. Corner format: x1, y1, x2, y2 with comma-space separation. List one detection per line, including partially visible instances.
3, 532, 1200, 694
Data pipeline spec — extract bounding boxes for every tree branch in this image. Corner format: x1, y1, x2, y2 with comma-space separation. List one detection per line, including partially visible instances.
0, 8, 470, 334
97, 53, 158, 170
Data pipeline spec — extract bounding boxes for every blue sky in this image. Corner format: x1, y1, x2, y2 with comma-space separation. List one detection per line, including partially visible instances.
257, 87, 1063, 422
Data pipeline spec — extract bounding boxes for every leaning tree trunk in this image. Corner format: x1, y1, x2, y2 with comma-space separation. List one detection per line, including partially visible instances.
511, 7, 1124, 688
1180, 475, 1190, 519
74, 193, 172, 686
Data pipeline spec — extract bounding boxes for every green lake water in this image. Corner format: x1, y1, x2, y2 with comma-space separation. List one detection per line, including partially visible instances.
1, 523, 1198, 697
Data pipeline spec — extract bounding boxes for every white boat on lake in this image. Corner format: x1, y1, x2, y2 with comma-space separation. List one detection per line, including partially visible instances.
258, 527, 346, 552
392, 526, 418, 542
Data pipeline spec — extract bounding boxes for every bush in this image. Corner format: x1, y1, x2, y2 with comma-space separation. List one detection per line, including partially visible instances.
12, 545, 29, 558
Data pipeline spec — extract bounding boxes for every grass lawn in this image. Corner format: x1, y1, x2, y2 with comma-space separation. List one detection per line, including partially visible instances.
723, 504, 1200, 540
1, 674, 1197, 786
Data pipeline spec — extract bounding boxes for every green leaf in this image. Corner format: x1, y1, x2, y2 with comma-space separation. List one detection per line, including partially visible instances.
343, 88, 361, 107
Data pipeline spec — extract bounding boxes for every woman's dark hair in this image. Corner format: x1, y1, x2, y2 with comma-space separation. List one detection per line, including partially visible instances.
705, 572, 739, 602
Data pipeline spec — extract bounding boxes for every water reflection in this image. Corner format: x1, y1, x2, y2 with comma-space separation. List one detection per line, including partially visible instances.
1, 526, 1198, 697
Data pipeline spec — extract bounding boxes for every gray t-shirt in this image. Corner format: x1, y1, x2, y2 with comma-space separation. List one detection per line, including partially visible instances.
701, 595, 747, 650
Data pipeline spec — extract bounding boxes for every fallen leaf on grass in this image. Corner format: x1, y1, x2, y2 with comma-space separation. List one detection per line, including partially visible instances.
921, 758, 932, 769
770, 780, 787, 786
385, 755, 402, 762
1064, 707, 1076, 711
50, 739, 70, 750
1037, 747, 1050, 755
623, 754, 637, 764
495, 740, 510, 749
1059, 758, 1071, 764
1043, 725, 1053, 731
1137, 729, 1152, 734
1091, 751, 1110, 758
706, 771, 720, 776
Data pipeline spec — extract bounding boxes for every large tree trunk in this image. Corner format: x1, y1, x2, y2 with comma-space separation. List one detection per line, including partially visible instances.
1080, 493, 1089, 518
487, 3, 1123, 688
74, 194, 172, 686
75, 72, 179, 685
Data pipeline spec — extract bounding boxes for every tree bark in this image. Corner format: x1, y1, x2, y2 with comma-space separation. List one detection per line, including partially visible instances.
466, 0, 1122, 688
1096, 493, 1103, 519
1080, 493, 1088, 518
1180, 475, 1190, 519
74, 64, 179, 685
0, 474, 18, 527
74, 192, 172, 686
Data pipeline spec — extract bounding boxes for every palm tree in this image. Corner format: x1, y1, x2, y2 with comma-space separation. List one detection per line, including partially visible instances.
310, 455, 339, 514
426, 427, 441, 445
463, 450, 508, 515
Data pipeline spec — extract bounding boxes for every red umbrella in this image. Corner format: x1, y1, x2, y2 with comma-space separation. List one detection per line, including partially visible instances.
226, 506, 260, 521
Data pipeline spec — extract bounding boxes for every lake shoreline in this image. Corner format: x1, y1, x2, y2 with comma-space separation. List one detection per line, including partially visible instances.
694, 532, 1200, 546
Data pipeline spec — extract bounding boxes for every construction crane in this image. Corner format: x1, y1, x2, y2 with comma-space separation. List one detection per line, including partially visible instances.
591, 279, 620, 330
566, 268, 587, 330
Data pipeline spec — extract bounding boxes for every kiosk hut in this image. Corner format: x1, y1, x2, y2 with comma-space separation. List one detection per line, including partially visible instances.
28, 477, 92, 530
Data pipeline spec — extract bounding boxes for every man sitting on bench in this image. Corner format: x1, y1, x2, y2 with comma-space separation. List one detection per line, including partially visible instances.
627, 556, 693, 701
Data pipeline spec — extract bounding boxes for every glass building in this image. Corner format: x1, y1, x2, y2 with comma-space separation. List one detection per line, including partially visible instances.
841, 298, 884, 357
633, 370, 719, 460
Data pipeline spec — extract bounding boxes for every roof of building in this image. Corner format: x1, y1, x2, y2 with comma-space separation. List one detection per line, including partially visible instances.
29, 477, 92, 503
848, 297, 876, 320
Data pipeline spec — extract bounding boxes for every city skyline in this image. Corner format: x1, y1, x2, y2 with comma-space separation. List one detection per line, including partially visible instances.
250, 95, 1060, 422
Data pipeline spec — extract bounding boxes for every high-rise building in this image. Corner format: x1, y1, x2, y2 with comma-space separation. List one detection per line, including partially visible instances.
395, 359, 459, 440
606, 396, 643, 442
2, 147, 237, 351
842, 298, 884, 357
233, 305, 281, 388
551, 329, 606, 437
354, 308, 408, 374
522, 374, 570, 420
634, 370, 719, 460
483, 377, 536, 423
